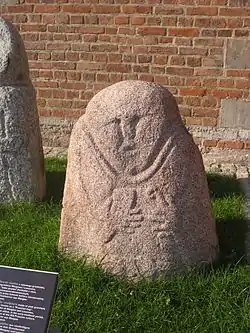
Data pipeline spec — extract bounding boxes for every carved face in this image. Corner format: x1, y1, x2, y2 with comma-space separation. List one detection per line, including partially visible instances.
84, 82, 180, 176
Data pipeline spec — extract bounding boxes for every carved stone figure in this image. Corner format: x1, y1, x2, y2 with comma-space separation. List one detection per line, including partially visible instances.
0, 17, 45, 202
59, 80, 219, 279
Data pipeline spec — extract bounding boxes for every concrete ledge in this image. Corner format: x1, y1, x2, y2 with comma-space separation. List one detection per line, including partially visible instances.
219, 100, 250, 130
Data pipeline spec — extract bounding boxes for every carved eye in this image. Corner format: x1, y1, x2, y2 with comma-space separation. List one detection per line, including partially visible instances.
132, 115, 140, 127
114, 118, 121, 125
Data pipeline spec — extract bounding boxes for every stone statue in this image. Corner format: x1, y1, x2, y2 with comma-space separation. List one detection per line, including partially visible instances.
0, 17, 45, 202
59, 80, 219, 279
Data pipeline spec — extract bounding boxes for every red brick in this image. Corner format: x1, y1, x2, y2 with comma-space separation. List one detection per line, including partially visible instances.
155, 7, 184, 15
80, 27, 105, 34
93, 5, 120, 13
194, 18, 211, 27
179, 48, 207, 56
138, 27, 166, 36
34, 5, 59, 13
108, 54, 122, 62
169, 56, 185, 66
21, 24, 46, 32
227, 18, 243, 28
121, 5, 152, 14
83, 35, 98, 43
180, 88, 206, 96
187, 7, 218, 15
194, 108, 219, 117
154, 55, 168, 65
174, 38, 193, 46
153, 76, 169, 85
203, 140, 219, 148
93, 53, 107, 62
7, 5, 33, 13
138, 74, 154, 82
203, 78, 218, 87
178, 17, 193, 27
67, 72, 81, 81
185, 117, 203, 125
226, 70, 250, 78
202, 117, 217, 126
133, 65, 149, 73
158, 37, 173, 44
62, 5, 91, 13
162, 17, 177, 26
133, 46, 149, 54
186, 77, 202, 86
235, 79, 250, 89
245, 141, 250, 149
166, 67, 194, 76
219, 8, 250, 16
195, 68, 223, 76
211, 89, 243, 98
115, 16, 129, 25
219, 79, 235, 88
96, 73, 109, 82
168, 28, 200, 37
107, 64, 131, 73
123, 54, 136, 63
138, 55, 152, 63
143, 36, 158, 44
201, 30, 216, 38
202, 57, 223, 67
118, 27, 135, 35
201, 96, 218, 108
149, 46, 178, 54
235, 29, 249, 37
186, 57, 202, 67
131, 16, 145, 25
91, 44, 118, 52
147, 16, 161, 26
151, 66, 165, 74
217, 140, 244, 149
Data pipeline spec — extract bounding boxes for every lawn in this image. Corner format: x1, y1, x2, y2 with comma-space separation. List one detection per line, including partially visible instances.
0, 158, 249, 333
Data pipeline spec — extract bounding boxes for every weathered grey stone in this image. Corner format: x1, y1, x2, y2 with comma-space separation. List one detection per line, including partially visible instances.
59, 80, 218, 279
219, 99, 250, 130
225, 39, 250, 69
0, 17, 45, 202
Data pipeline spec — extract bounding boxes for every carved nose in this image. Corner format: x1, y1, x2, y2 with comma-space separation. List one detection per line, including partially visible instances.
119, 118, 136, 151
121, 118, 136, 140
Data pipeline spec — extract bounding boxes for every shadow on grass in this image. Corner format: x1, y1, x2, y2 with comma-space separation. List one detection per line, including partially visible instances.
44, 158, 67, 203
45, 170, 66, 203
216, 218, 247, 266
207, 173, 248, 267
207, 173, 244, 199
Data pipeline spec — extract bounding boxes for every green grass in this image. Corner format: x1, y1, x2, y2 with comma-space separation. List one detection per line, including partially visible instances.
0, 158, 249, 333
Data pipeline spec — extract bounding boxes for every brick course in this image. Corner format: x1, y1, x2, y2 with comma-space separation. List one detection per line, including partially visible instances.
0, 0, 249, 149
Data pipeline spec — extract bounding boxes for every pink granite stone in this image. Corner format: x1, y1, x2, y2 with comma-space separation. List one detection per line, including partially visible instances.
59, 80, 219, 279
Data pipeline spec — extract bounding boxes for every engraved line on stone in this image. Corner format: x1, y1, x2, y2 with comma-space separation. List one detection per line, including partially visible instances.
104, 230, 117, 244
82, 121, 118, 178
83, 119, 177, 185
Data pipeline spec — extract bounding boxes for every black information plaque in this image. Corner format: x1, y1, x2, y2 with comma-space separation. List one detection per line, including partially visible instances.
0, 265, 58, 333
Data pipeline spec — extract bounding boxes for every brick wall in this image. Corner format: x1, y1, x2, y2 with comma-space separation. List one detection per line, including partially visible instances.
0, 0, 249, 150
